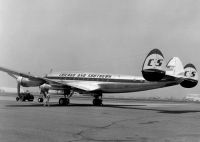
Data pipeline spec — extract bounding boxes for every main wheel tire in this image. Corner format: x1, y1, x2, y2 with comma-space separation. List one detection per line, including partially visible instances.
93, 99, 102, 106
59, 98, 64, 106
64, 98, 70, 106
59, 98, 70, 106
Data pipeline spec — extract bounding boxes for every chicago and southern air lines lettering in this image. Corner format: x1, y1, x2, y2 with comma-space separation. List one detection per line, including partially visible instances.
87, 74, 112, 79
59, 73, 112, 79
59, 73, 76, 77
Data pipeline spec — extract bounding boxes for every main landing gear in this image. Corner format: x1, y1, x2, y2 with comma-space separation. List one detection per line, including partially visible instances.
58, 90, 73, 106
93, 92, 103, 106
59, 98, 70, 106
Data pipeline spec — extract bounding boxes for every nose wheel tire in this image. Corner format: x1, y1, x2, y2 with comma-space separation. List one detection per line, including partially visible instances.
38, 98, 44, 103
59, 98, 70, 106
93, 99, 103, 106
16, 97, 19, 101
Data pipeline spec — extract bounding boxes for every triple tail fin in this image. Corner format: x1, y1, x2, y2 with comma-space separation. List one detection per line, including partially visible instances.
166, 57, 185, 78
180, 64, 198, 88
166, 58, 198, 88
142, 49, 198, 88
142, 49, 166, 81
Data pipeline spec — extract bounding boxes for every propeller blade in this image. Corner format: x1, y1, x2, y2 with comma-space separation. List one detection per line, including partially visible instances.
17, 83, 20, 97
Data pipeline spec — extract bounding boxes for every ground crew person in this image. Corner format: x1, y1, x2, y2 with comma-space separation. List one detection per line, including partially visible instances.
45, 93, 50, 106
41, 89, 50, 106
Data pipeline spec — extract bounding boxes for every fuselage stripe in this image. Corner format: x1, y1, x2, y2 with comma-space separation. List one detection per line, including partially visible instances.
46, 76, 145, 83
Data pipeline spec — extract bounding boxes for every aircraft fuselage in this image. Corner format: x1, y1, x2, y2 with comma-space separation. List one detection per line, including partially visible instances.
46, 72, 179, 93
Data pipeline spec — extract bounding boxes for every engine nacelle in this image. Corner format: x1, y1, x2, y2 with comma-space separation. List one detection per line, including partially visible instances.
40, 84, 51, 91
142, 49, 166, 81
17, 77, 43, 87
180, 64, 198, 88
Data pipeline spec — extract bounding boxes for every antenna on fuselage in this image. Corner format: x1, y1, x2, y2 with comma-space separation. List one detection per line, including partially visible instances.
49, 69, 53, 74
44, 68, 53, 77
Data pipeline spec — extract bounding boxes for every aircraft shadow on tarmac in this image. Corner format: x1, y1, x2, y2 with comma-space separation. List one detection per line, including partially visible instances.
5, 103, 200, 114
5, 103, 145, 108
103, 104, 200, 114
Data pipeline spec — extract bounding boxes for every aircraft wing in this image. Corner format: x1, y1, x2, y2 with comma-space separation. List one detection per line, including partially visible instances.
43, 78, 100, 92
0, 66, 101, 92
0, 66, 44, 81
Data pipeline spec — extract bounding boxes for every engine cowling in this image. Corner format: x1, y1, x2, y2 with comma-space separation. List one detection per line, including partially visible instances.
17, 77, 43, 87
142, 49, 166, 81
40, 84, 51, 91
180, 64, 198, 88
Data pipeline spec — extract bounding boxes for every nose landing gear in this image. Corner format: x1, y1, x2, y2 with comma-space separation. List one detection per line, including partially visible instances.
38, 97, 44, 103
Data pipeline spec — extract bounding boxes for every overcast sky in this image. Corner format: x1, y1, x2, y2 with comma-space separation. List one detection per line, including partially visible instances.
0, 0, 199, 98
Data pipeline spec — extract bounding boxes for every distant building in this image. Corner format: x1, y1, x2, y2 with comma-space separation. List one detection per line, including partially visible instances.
0, 87, 24, 94
0, 89, 5, 93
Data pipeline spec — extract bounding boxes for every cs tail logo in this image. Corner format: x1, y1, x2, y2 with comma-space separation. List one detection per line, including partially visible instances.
185, 71, 196, 78
147, 59, 163, 67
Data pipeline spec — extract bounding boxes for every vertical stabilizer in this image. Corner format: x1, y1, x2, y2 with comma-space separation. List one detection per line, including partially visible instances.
166, 57, 184, 77
180, 63, 198, 88
142, 49, 166, 81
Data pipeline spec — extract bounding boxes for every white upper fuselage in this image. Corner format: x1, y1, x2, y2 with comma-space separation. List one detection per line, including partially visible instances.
46, 72, 178, 93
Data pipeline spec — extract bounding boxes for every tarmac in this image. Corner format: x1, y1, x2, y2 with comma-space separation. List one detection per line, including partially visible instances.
0, 95, 200, 142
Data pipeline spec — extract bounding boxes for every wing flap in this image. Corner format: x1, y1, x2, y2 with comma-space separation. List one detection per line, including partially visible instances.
67, 82, 100, 92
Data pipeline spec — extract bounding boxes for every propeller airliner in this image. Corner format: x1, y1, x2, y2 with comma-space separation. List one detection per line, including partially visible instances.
0, 49, 198, 106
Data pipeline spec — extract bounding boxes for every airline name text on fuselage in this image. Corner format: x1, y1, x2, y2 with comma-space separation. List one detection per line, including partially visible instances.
59, 73, 112, 79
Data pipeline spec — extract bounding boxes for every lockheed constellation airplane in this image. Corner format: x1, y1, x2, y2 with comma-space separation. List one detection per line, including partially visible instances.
0, 49, 198, 106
